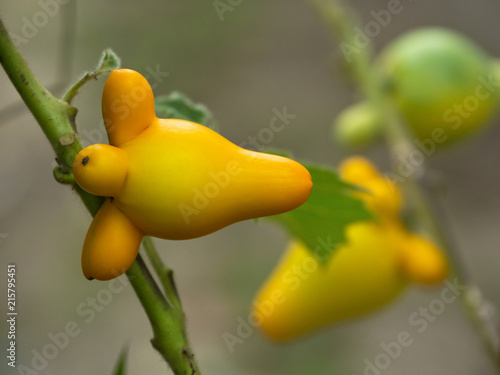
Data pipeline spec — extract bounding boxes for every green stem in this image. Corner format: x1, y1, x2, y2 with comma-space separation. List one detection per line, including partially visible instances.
0, 17, 200, 374
126, 256, 199, 374
142, 236, 184, 314
0, 17, 101, 214
0, 20, 77, 169
53, 166, 75, 185
310, 0, 500, 370
62, 49, 120, 105
62, 71, 100, 105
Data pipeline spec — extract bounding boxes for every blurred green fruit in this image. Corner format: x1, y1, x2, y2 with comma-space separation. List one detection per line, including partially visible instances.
333, 100, 381, 148
377, 27, 500, 145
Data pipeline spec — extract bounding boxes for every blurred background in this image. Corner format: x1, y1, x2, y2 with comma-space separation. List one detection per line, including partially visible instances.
1, 1, 500, 374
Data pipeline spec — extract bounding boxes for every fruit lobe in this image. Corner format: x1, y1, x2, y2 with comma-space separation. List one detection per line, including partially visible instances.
400, 234, 448, 286
81, 198, 143, 281
101, 69, 155, 146
73, 144, 128, 197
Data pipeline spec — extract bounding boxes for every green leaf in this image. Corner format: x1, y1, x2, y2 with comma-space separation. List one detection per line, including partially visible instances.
155, 91, 218, 131
97, 49, 121, 73
266, 162, 373, 262
111, 346, 128, 375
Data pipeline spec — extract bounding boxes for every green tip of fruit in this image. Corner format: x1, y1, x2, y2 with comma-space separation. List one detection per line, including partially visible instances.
333, 101, 382, 149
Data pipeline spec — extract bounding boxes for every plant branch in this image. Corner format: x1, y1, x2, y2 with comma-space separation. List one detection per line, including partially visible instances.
62, 49, 121, 105
0, 18, 200, 374
0, 20, 77, 166
0, 17, 102, 215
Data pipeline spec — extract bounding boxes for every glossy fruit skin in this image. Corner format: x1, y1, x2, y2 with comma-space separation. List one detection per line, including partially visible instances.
377, 27, 500, 144
73, 69, 312, 280
252, 157, 448, 342
81, 198, 143, 280
101, 69, 155, 146
73, 144, 128, 197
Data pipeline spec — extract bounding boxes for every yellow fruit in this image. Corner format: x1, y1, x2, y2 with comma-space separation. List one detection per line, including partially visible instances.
400, 234, 448, 286
255, 224, 406, 342
339, 157, 402, 219
252, 156, 447, 341
338, 156, 380, 184
358, 178, 402, 219
74, 69, 312, 280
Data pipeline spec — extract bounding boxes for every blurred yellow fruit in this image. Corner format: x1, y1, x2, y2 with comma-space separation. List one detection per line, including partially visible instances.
252, 156, 447, 341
